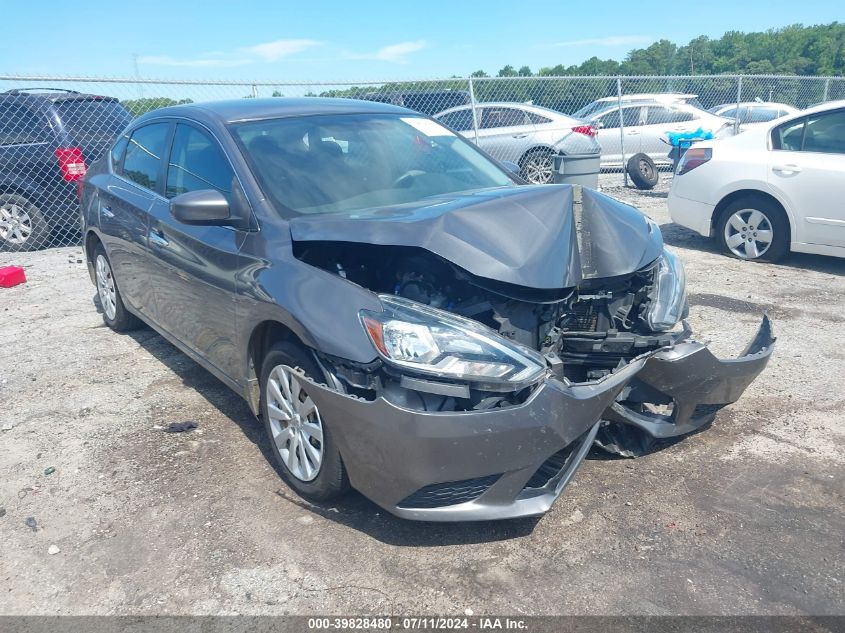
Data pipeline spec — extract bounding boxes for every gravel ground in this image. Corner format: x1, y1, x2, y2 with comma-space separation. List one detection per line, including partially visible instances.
1, 173, 843, 616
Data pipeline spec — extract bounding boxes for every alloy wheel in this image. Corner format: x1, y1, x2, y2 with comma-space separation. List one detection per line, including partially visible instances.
523, 154, 553, 184
724, 208, 774, 259
0, 203, 33, 245
266, 365, 324, 482
95, 254, 117, 320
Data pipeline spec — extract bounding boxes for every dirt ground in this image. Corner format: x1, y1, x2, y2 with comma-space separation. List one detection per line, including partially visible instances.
1, 173, 843, 616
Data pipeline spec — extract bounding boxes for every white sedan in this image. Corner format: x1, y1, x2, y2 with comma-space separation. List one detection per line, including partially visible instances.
668, 100, 845, 262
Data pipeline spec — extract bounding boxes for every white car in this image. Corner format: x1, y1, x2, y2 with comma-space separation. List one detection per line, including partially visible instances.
434, 102, 600, 184
668, 100, 845, 261
584, 102, 733, 167
708, 102, 799, 128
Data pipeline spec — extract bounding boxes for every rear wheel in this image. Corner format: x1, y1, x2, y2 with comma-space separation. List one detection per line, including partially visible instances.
716, 196, 790, 263
93, 244, 142, 331
626, 153, 658, 190
0, 194, 48, 252
520, 148, 554, 184
260, 340, 349, 501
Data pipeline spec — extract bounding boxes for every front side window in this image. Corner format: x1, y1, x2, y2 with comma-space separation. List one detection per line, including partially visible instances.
233, 113, 514, 217
121, 123, 170, 191
166, 124, 234, 199
748, 106, 781, 123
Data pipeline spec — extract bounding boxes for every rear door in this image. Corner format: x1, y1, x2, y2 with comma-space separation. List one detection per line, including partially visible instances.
97, 121, 171, 315
476, 106, 536, 163
594, 105, 643, 165
768, 108, 845, 247
640, 105, 698, 162
145, 122, 244, 380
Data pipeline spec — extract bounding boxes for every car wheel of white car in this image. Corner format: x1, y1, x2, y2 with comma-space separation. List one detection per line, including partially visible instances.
520, 149, 554, 184
260, 340, 349, 501
716, 197, 790, 263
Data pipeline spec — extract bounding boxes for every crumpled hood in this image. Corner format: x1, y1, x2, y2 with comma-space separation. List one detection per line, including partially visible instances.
289, 184, 663, 289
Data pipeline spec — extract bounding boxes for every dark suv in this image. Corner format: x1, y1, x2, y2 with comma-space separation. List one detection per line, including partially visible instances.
0, 89, 133, 251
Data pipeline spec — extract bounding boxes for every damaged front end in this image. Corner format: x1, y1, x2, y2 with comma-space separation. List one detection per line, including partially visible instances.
289, 184, 774, 519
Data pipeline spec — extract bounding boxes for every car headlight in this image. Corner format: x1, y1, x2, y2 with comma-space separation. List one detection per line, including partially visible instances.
361, 295, 547, 390
645, 248, 689, 331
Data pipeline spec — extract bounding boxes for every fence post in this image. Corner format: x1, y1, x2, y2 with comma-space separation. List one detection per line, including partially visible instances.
468, 76, 480, 146
823, 77, 831, 103
617, 77, 627, 187
734, 75, 743, 134
251, 84, 258, 98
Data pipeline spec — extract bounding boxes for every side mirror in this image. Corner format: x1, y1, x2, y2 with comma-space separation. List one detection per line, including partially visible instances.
501, 160, 520, 174
170, 190, 231, 226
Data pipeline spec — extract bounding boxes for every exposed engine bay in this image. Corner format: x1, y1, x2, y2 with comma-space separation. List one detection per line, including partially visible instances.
288, 185, 773, 458
294, 240, 703, 455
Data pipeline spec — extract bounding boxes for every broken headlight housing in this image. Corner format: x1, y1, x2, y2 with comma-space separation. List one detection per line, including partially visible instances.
645, 248, 689, 332
361, 295, 547, 390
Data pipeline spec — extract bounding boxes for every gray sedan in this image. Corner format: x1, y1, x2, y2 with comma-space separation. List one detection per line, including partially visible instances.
434, 102, 600, 183
81, 98, 772, 521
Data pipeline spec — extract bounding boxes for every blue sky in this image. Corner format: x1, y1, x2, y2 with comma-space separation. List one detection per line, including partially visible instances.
4, 0, 842, 80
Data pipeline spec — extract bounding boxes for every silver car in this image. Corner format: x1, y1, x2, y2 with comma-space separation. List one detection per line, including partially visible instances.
434, 102, 600, 184
708, 101, 799, 127
586, 102, 734, 167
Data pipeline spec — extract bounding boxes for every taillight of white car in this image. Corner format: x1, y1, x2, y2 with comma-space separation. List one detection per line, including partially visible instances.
676, 147, 712, 176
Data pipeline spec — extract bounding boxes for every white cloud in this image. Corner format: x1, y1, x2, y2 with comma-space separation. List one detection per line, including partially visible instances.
139, 39, 322, 68
549, 35, 653, 48
136, 55, 250, 68
240, 39, 322, 61
347, 40, 427, 63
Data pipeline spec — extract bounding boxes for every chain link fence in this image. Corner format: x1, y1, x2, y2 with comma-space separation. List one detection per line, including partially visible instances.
1, 73, 843, 252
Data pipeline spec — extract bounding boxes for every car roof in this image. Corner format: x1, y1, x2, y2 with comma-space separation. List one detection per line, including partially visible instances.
715, 102, 796, 109
435, 101, 569, 117
143, 97, 415, 124
594, 93, 697, 102
0, 89, 120, 104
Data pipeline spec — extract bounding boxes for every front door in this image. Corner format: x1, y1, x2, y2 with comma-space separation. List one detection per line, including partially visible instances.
768, 108, 845, 248
146, 122, 245, 380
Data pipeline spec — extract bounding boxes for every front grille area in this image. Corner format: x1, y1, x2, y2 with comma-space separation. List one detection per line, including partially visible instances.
523, 444, 578, 490
397, 474, 501, 509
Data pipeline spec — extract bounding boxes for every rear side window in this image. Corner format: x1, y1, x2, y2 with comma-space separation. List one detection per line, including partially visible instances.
748, 106, 781, 123
527, 112, 552, 124
647, 106, 694, 125
166, 124, 234, 198
773, 110, 845, 154
0, 102, 49, 146
54, 99, 133, 143
437, 109, 474, 132
121, 123, 170, 191
480, 108, 528, 129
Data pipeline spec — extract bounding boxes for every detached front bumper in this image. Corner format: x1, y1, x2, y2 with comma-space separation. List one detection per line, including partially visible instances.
296, 356, 648, 521
598, 315, 775, 456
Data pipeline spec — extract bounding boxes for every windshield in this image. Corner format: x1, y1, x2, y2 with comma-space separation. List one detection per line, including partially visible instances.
54, 99, 133, 143
232, 113, 514, 216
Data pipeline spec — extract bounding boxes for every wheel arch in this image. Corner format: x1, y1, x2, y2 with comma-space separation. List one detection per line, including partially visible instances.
517, 144, 555, 166
711, 189, 793, 241
246, 320, 304, 414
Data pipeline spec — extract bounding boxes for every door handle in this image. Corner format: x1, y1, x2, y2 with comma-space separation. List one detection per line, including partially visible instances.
101, 205, 114, 219
627, 130, 640, 135
772, 164, 802, 174
148, 230, 169, 247
512, 133, 529, 138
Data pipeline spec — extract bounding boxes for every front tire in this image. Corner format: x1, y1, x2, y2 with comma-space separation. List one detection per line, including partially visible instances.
716, 196, 789, 263
93, 244, 142, 331
260, 340, 349, 502
0, 194, 48, 252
